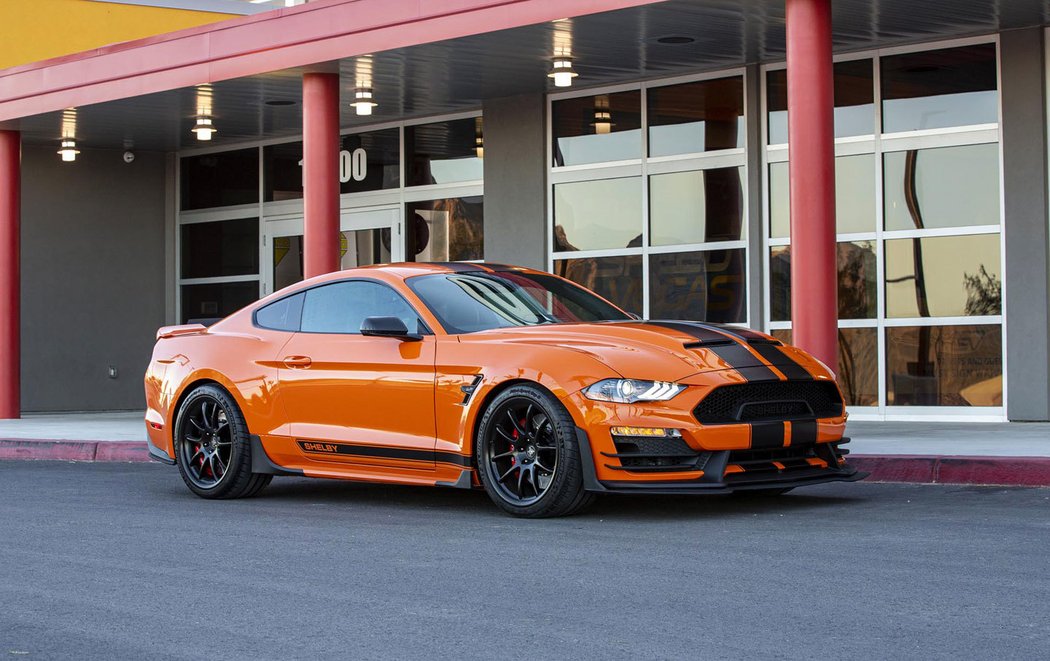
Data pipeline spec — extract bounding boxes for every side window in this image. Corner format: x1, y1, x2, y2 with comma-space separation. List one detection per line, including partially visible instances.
300, 280, 423, 334
254, 293, 304, 331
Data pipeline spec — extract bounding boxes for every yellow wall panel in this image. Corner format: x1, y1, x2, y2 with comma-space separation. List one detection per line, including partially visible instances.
0, 0, 235, 70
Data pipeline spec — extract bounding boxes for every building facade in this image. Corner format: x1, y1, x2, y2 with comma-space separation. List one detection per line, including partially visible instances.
0, 0, 1048, 425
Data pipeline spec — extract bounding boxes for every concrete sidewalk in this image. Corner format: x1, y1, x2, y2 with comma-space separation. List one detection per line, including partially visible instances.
1, 412, 1048, 487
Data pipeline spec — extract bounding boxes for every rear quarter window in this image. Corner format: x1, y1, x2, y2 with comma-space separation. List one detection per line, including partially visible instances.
254, 292, 304, 331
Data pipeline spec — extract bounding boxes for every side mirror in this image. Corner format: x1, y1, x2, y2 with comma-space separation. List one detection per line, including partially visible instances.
360, 316, 421, 341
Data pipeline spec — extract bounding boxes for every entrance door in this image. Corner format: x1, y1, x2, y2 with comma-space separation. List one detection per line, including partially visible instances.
265, 206, 402, 295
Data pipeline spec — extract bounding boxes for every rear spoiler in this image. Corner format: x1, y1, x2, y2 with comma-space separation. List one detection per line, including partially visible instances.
156, 324, 208, 340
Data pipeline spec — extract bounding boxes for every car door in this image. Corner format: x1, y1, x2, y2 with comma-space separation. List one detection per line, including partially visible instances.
278, 279, 437, 467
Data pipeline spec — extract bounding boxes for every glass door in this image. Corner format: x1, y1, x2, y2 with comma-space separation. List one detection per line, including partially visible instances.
264, 206, 402, 296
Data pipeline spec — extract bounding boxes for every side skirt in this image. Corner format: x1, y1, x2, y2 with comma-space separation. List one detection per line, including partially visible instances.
250, 435, 305, 476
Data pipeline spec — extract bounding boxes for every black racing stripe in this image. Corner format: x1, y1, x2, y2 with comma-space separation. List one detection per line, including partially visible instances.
645, 320, 733, 344
734, 366, 784, 383
647, 321, 780, 381
790, 420, 818, 446
431, 262, 485, 273
691, 322, 769, 342
748, 342, 814, 381
750, 422, 785, 450
296, 440, 471, 467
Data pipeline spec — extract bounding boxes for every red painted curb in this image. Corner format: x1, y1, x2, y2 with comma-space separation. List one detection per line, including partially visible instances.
850, 455, 1050, 487
0, 439, 150, 462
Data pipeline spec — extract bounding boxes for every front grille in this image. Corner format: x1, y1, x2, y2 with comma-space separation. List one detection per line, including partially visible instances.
693, 381, 843, 424
602, 435, 703, 473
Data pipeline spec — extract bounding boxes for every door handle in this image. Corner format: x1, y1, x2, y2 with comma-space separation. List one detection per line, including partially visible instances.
282, 355, 313, 369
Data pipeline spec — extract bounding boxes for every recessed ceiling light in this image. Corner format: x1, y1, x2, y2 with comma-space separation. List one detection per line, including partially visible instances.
655, 35, 696, 45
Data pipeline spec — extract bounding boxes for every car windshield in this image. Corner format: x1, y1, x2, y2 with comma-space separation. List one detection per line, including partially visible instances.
407, 271, 631, 334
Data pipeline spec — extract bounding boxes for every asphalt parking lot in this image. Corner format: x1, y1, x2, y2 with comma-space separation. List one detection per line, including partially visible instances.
1, 461, 1048, 660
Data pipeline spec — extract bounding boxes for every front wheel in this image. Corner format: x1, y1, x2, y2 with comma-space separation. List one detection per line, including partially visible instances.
475, 384, 595, 518
174, 384, 272, 499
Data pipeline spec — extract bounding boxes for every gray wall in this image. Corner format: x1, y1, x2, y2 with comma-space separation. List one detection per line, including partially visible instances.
21, 146, 167, 411
1001, 28, 1050, 421
481, 93, 547, 270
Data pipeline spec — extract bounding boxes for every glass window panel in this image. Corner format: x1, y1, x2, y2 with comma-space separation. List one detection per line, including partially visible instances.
885, 234, 1002, 318
769, 241, 877, 321
554, 255, 642, 317
301, 280, 422, 334
341, 228, 392, 269
649, 250, 746, 323
180, 281, 259, 324
769, 155, 876, 239
766, 60, 875, 145
647, 76, 744, 157
772, 328, 879, 407
180, 148, 259, 211
405, 118, 483, 186
552, 91, 642, 166
554, 178, 642, 252
255, 293, 304, 332
407, 196, 484, 262
273, 235, 303, 291
649, 168, 744, 245
881, 44, 998, 133
180, 218, 259, 279
883, 144, 1000, 231
886, 324, 1002, 406
263, 129, 401, 201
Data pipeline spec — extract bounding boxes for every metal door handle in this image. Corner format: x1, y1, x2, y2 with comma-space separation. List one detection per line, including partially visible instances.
282, 355, 312, 369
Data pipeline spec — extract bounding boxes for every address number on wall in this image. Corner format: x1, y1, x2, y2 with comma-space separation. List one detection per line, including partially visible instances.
298, 148, 367, 184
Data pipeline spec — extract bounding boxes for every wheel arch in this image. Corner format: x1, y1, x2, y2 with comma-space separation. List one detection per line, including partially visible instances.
467, 378, 561, 462
169, 376, 242, 459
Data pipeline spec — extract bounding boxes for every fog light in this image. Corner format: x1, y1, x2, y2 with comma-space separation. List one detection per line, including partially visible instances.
610, 426, 682, 438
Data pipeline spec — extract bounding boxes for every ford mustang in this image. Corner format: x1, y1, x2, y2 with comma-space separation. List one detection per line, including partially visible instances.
145, 262, 864, 517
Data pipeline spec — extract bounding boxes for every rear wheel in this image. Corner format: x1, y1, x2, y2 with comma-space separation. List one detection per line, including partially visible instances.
174, 384, 272, 499
475, 384, 595, 518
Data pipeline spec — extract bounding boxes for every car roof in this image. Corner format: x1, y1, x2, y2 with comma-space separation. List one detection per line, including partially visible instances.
314, 261, 542, 281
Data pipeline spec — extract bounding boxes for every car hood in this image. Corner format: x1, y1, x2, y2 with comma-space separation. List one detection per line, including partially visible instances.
461, 320, 824, 383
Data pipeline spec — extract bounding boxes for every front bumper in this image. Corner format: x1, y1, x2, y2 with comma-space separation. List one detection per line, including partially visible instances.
574, 427, 867, 495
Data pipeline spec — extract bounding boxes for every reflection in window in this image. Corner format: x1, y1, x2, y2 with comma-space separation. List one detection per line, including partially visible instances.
554, 255, 642, 316
554, 178, 642, 252
180, 148, 259, 211
552, 91, 641, 166
649, 250, 746, 323
886, 324, 1002, 406
406, 197, 484, 262
773, 327, 878, 407
263, 129, 401, 201
769, 241, 877, 321
769, 154, 876, 238
273, 235, 303, 292
405, 118, 483, 186
881, 44, 998, 133
181, 218, 259, 279
767, 59, 875, 144
649, 168, 743, 245
885, 234, 1001, 318
180, 281, 258, 324
883, 144, 1000, 231
341, 228, 391, 269
647, 77, 744, 157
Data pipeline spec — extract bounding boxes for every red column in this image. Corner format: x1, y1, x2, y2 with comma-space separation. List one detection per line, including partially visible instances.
786, 0, 838, 373
0, 131, 20, 419
302, 73, 340, 278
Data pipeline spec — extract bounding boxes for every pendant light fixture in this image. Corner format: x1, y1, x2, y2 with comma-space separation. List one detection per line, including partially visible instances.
474, 117, 484, 159
191, 116, 217, 141
193, 84, 217, 141
591, 95, 614, 134
57, 139, 79, 162
548, 57, 578, 88
58, 108, 79, 162
548, 19, 577, 88
351, 88, 377, 116
352, 56, 378, 116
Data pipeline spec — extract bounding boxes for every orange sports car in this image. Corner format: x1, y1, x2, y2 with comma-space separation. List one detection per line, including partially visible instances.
145, 263, 864, 517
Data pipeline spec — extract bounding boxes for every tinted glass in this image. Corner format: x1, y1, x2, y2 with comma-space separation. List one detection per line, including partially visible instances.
883, 144, 1000, 231
408, 271, 630, 334
407, 196, 484, 262
769, 154, 876, 238
649, 168, 743, 245
180, 281, 258, 324
773, 327, 878, 407
767, 59, 875, 144
881, 44, 998, 133
263, 129, 400, 201
886, 324, 1002, 406
255, 292, 304, 331
649, 250, 746, 323
405, 118, 483, 186
180, 218, 259, 279
301, 280, 422, 334
885, 234, 1002, 318
554, 255, 642, 317
647, 77, 744, 157
180, 148, 259, 211
554, 177, 642, 252
552, 91, 641, 166
769, 241, 877, 321
273, 235, 303, 291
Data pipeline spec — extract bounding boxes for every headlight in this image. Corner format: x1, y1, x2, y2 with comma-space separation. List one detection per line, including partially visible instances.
582, 379, 685, 403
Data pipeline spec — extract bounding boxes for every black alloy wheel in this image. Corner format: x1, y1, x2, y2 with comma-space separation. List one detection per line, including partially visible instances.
475, 384, 596, 518
174, 384, 272, 499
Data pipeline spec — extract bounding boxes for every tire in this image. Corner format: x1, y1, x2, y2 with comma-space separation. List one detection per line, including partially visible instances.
173, 384, 272, 499
475, 384, 596, 518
